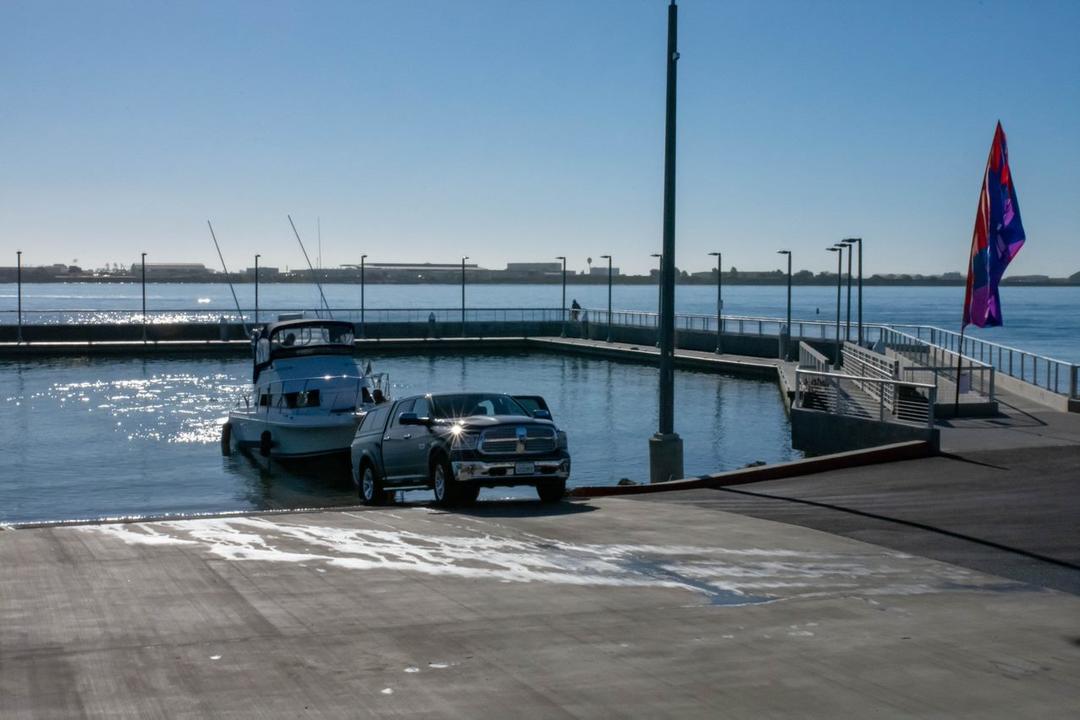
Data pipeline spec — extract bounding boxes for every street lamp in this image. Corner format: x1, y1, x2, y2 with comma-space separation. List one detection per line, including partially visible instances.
827, 247, 842, 364
777, 250, 792, 360
835, 242, 852, 341
843, 238, 863, 344
556, 256, 567, 337
253, 254, 260, 325
16, 250, 22, 344
141, 252, 147, 343
461, 256, 468, 337
650, 253, 662, 345
360, 254, 368, 338
600, 254, 613, 342
708, 251, 722, 353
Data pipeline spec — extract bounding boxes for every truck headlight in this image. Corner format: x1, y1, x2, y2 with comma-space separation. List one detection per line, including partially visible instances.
557, 430, 568, 450
450, 424, 479, 450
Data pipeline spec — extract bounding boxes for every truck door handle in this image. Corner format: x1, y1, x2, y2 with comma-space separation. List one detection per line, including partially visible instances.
383, 435, 392, 441
402, 433, 412, 439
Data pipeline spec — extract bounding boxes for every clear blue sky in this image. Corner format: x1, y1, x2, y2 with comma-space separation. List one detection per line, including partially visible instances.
2, 0, 1078, 276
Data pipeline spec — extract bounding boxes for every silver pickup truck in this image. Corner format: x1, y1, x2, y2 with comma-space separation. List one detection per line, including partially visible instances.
350, 392, 571, 507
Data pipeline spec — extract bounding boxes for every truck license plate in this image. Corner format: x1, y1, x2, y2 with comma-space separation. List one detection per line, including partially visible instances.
514, 461, 535, 475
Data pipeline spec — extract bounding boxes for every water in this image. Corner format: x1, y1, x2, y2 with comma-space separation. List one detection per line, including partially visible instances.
3, 282, 1078, 361
0, 352, 797, 525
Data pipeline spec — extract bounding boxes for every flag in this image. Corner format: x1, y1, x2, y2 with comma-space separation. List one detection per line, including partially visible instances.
962, 121, 1026, 328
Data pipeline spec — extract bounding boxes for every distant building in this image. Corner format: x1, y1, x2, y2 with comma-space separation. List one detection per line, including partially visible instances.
589, 266, 620, 276
130, 263, 214, 280
506, 262, 563, 273
244, 266, 280, 277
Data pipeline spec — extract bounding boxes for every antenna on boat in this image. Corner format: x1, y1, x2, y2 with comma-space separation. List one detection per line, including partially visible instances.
207, 220, 250, 336
288, 214, 333, 318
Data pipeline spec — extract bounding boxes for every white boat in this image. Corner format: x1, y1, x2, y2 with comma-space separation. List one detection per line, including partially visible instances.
221, 318, 387, 460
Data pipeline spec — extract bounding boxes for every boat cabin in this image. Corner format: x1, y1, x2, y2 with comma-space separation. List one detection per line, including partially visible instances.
252, 319, 356, 381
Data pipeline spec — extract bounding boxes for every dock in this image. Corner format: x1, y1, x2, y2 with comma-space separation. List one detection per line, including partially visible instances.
3, 317, 1080, 716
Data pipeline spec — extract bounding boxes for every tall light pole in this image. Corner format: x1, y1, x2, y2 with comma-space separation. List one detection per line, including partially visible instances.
461, 256, 468, 337
777, 250, 791, 359
253, 254, 260, 325
600, 254, 613, 342
141, 252, 147, 343
844, 238, 863, 344
650, 0, 683, 484
360, 254, 368, 338
556, 255, 567, 337
827, 247, 842, 364
16, 250, 23, 344
836, 242, 852, 341
650, 253, 662, 345
708, 251, 722, 353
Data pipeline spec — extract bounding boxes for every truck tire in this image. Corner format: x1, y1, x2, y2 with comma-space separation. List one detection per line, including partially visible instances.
431, 457, 458, 507
458, 484, 480, 505
536, 479, 566, 504
359, 462, 388, 506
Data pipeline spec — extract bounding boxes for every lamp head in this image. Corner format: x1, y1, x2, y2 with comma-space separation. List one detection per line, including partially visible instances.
708, 251, 721, 257
777, 250, 790, 255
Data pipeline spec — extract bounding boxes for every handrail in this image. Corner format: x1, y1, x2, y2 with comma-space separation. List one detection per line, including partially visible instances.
794, 368, 937, 429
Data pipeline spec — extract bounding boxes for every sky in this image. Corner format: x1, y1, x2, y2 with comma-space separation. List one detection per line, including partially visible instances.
1, 0, 1078, 277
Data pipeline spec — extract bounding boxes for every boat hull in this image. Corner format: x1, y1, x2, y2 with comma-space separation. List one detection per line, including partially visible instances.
227, 412, 361, 459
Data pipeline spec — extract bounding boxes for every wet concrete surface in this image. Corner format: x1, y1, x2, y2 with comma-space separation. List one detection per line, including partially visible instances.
2, 497, 1079, 718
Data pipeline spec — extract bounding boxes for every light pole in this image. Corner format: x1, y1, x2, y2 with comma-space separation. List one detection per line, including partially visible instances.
600, 254, 613, 342
844, 238, 863, 344
651, 253, 662, 345
708, 251, 722, 353
141, 252, 147, 343
360, 254, 368, 338
836, 242, 852, 341
253, 254, 260, 325
556, 256, 567, 337
777, 250, 791, 359
461, 256, 468, 337
16, 250, 23, 344
650, 0, 683, 484
827, 247, 842, 364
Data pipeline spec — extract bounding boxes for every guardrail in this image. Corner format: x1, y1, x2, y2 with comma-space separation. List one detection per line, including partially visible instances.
794, 368, 937, 429
841, 342, 901, 411
889, 323, 1077, 398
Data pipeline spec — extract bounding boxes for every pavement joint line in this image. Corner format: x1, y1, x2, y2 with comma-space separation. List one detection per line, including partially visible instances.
712, 485, 1080, 574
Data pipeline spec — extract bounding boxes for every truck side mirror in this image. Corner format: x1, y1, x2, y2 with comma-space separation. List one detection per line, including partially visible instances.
532, 409, 552, 420
399, 412, 421, 426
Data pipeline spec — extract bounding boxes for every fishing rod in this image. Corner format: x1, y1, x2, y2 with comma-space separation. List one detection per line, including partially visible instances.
288, 214, 333, 319
207, 220, 250, 336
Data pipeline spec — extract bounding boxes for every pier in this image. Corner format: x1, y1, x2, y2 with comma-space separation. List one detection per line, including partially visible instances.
3, 308, 1079, 717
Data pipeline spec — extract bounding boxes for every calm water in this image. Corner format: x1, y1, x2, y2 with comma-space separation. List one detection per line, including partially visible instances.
3, 282, 1078, 361
0, 352, 797, 525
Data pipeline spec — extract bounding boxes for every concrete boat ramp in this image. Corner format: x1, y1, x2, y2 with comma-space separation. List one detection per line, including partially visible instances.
3, 489, 1079, 718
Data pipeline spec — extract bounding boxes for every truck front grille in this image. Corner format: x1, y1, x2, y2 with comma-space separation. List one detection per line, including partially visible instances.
479, 426, 557, 455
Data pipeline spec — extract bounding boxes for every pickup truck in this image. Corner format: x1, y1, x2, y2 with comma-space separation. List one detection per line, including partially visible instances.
350, 392, 571, 506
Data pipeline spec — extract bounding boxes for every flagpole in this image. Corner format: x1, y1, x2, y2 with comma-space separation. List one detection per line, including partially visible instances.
954, 325, 965, 417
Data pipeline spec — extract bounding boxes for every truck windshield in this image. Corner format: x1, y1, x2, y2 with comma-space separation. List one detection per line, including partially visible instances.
430, 394, 529, 419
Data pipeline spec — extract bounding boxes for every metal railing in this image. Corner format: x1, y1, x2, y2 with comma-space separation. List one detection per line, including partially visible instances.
889, 324, 1077, 398
841, 343, 900, 411
4, 304, 1075, 400
798, 341, 831, 373
794, 368, 937, 429
878, 327, 996, 403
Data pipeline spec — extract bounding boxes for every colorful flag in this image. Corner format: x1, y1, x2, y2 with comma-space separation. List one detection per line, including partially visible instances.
962, 122, 1026, 328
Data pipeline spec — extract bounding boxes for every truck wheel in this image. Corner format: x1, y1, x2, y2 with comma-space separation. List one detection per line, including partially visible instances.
220, 422, 232, 456
536, 480, 566, 504
431, 457, 458, 507
359, 463, 387, 506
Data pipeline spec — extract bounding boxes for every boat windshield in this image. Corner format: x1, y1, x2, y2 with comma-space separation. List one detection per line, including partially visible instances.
430, 393, 529, 419
271, 324, 354, 352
